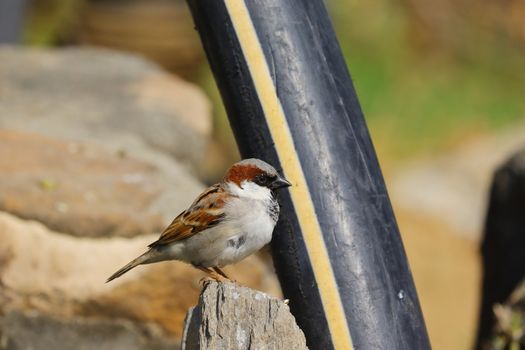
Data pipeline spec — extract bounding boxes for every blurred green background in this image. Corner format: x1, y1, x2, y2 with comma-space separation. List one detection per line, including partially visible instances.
22, 0, 525, 169
330, 0, 525, 164
12, 0, 525, 348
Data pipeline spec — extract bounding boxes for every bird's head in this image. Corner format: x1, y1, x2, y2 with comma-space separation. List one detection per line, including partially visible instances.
223, 158, 291, 196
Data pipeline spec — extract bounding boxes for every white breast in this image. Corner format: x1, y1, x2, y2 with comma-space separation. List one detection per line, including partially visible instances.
218, 181, 276, 265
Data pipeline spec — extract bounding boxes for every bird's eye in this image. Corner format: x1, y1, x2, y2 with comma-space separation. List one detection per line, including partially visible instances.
255, 174, 276, 187
255, 174, 270, 186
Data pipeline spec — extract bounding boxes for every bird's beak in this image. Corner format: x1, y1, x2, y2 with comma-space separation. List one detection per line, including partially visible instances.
270, 176, 292, 190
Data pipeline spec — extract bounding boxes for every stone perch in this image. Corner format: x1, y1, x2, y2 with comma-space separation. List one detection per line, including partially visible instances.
182, 281, 308, 350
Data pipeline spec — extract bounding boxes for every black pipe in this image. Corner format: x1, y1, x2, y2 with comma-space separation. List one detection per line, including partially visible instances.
186, 0, 430, 348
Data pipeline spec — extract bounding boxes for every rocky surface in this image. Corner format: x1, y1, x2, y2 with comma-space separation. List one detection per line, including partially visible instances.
0, 46, 215, 237
0, 311, 179, 350
0, 212, 281, 341
182, 282, 307, 350
0, 46, 211, 167
76, 0, 204, 78
0, 129, 203, 237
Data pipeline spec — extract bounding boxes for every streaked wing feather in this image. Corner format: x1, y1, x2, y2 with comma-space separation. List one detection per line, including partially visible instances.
148, 184, 228, 248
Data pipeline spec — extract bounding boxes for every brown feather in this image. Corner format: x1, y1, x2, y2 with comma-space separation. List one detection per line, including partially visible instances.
148, 184, 230, 248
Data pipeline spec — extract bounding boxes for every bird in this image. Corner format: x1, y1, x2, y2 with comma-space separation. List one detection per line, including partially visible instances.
106, 158, 291, 283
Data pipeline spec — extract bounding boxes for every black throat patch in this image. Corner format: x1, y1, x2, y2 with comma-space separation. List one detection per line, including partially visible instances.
268, 197, 280, 223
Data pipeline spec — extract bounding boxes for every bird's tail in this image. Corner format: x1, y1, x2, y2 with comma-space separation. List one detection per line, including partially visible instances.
106, 250, 157, 283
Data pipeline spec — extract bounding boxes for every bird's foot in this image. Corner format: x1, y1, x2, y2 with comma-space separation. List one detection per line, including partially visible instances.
196, 266, 229, 284
212, 267, 237, 283
199, 276, 218, 285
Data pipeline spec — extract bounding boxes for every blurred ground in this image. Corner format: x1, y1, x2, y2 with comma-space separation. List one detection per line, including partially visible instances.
385, 123, 525, 349
397, 209, 480, 350
3, 0, 525, 349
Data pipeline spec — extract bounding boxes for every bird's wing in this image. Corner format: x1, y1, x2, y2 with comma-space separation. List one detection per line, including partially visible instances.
148, 183, 230, 248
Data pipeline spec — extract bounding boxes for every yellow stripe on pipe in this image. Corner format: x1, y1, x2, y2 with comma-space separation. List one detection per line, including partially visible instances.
224, 1, 354, 349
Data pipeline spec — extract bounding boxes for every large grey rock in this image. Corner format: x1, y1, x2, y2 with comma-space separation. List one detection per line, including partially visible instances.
0, 129, 203, 237
0, 311, 179, 350
0, 46, 211, 166
182, 282, 307, 350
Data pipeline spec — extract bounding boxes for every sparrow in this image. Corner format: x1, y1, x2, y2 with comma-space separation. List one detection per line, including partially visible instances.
106, 158, 291, 283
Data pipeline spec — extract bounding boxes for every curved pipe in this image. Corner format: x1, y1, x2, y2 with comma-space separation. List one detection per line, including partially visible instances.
186, 1, 430, 349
